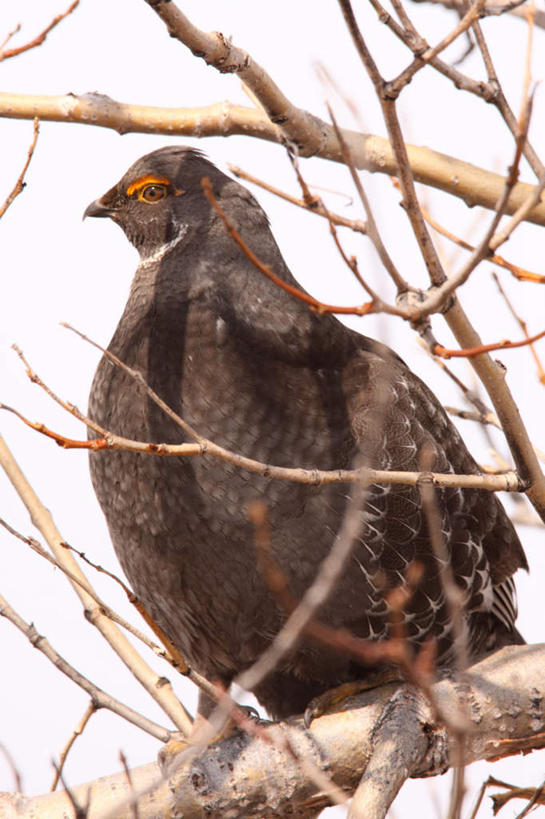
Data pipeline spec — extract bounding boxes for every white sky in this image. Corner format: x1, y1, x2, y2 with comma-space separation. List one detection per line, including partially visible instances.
1, 1, 545, 816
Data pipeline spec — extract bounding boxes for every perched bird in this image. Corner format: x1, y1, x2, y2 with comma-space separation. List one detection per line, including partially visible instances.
85, 146, 527, 720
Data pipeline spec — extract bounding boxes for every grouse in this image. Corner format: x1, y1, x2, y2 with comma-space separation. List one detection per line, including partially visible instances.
85, 146, 527, 720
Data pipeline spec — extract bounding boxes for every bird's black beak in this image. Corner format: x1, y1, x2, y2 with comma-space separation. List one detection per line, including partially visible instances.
83, 198, 116, 220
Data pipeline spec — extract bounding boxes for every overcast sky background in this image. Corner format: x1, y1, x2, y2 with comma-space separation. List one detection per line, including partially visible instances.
1, 1, 545, 816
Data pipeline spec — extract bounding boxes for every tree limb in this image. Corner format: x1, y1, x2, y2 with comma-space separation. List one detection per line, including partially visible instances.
2, 92, 545, 225
0, 434, 193, 736
1, 644, 544, 818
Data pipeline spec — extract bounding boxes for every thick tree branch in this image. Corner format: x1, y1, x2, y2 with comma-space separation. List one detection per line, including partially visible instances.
140, 0, 325, 154
336, 0, 545, 523
2, 645, 544, 819
2, 93, 545, 225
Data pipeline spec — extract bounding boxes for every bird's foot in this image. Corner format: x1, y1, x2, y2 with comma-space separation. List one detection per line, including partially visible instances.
304, 668, 403, 727
158, 733, 192, 776
210, 703, 270, 742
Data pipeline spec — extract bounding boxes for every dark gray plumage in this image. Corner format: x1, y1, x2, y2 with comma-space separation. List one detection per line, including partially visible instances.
85, 146, 527, 719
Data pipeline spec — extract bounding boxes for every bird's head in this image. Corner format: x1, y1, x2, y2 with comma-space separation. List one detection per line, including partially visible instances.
83, 146, 232, 257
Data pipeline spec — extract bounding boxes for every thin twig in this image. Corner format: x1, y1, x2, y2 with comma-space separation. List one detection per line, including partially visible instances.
228, 164, 367, 233
432, 324, 545, 358
338, 0, 446, 290
410, 0, 545, 30
322, 92, 409, 294
0, 591, 171, 741
0, 23, 21, 52
238, 482, 369, 695
0, 1, 79, 61
119, 751, 140, 819
283, 147, 381, 298
388, 0, 487, 95
0, 118, 39, 218
418, 456, 469, 672
514, 776, 545, 817
445, 406, 500, 428
0, 434, 193, 736
0, 517, 172, 660
50, 763, 89, 819
418, 83, 537, 313
60, 541, 219, 704
0, 742, 23, 794
486, 779, 545, 814
0, 513, 218, 706
8, 336, 526, 494
418, 447, 468, 819
416, 192, 545, 283
50, 702, 97, 791
201, 176, 378, 317
492, 272, 545, 384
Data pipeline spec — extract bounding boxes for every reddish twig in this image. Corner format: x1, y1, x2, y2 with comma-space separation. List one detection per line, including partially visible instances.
60, 542, 195, 678
201, 176, 376, 317
0, 1, 79, 61
432, 325, 545, 358
0, 400, 200, 456
492, 273, 545, 384
0, 118, 39, 219
249, 504, 463, 734
392, 178, 545, 284
8, 334, 525, 493
0, 23, 21, 52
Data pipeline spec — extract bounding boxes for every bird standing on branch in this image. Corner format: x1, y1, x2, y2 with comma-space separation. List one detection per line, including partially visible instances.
84, 146, 526, 720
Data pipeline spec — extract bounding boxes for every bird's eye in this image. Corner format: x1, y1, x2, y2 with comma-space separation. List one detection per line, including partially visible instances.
139, 184, 167, 203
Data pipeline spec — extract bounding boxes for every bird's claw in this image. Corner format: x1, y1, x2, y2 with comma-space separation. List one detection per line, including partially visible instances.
304, 671, 403, 728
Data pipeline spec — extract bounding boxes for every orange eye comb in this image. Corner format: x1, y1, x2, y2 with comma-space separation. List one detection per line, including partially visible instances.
126, 175, 171, 197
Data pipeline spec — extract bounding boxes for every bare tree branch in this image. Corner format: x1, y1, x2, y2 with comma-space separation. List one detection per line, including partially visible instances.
0, 1, 79, 62
2, 391, 526, 492
2, 645, 545, 819
0, 118, 39, 219
336, 0, 545, 523
0, 434, 193, 736
50, 702, 97, 792
2, 93, 545, 226
228, 164, 367, 233
409, 0, 545, 31
0, 592, 170, 742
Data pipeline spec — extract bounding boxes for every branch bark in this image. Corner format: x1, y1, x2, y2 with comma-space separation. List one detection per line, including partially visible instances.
2, 93, 545, 225
2, 644, 544, 819
0, 434, 193, 736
